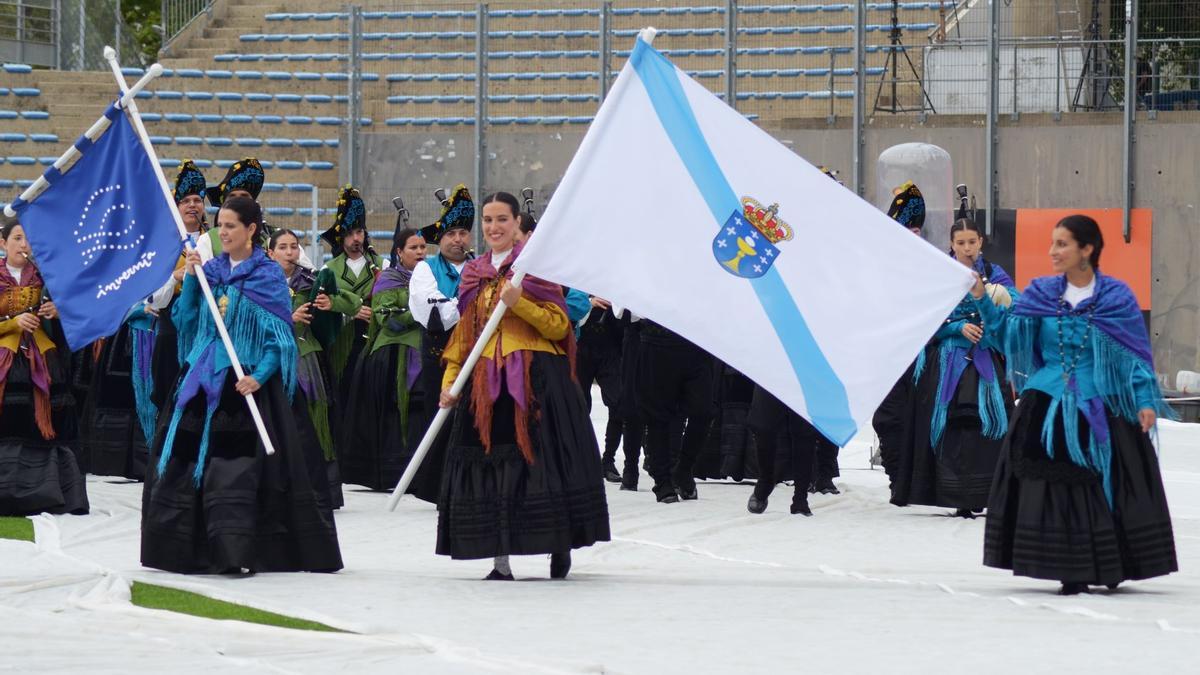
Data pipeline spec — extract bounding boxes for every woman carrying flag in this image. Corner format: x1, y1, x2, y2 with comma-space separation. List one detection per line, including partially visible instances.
890, 218, 1017, 517
141, 197, 341, 574
0, 221, 89, 516
976, 214, 1176, 595
437, 191, 610, 580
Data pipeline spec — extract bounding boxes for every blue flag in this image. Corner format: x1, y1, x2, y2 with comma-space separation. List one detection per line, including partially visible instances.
12, 103, 182, 351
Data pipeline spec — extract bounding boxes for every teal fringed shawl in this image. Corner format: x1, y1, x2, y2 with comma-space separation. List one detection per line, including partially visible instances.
157, 250, 297, 485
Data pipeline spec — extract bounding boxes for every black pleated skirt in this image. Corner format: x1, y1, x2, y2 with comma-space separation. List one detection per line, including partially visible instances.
983, 391, 1177, 586
437, 352, 611, 560
0, 350, 89, 516
339, 343, 435, 498
141, 369, 342, 574
82, 327, 150, 480
892, 359, 1009, 511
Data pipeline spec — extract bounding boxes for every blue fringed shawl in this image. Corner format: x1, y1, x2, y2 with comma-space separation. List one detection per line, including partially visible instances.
157, 248, 297, 484
1001, 273, 1176, 506
916, 260, 1017, 451
125, 305, 158, 445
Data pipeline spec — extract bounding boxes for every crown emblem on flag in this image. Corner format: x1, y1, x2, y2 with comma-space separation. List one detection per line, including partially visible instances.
712, 195, 791, 279
741, 197, 793, 244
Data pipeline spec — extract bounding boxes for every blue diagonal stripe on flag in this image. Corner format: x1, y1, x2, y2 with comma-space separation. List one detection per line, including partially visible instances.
629, 38, 857, 445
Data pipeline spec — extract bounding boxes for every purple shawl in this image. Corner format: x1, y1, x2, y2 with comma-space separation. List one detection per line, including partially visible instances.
1011, 273, 1150, 364
203, 248, 294, 327
372, 265, 414, 294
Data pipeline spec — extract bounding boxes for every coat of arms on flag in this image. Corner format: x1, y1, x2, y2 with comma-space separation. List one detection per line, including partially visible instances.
712, 198, 791, 279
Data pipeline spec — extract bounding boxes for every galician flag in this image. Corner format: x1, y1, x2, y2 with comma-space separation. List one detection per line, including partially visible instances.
515, 35, 974, 445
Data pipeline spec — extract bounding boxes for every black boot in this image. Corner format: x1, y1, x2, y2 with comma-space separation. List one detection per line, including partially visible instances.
602, 458, 621, 483
484, 569, 514, 581
1059, 582, 1089, 596
654, 482, 679, 503
747, 494, 768, 514
790, 498, 813, 517
814, 477, 840, 495
672, 466, 698, 500
550, 551, 572, 579
620, 465, 639, 491
954, 508, 976, 519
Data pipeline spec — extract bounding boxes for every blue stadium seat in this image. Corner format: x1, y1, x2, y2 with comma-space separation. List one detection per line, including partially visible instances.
236, 71, 264, 80
266, 138, 293, 147
0, 111, 17, 120
255, 115, 283, 124
286, 183, 314, 191
0, 133, 25, 142
296, 139, 323, 148
19, 111, 48, 120
3, 64, 33, 74
315, 117, 343, 126
175, 137, 203, 146
224, 114, 253, 123
276, 160, 304, 170
207, 137, 234, 147
12, 88, 40, 97
159, 159, 181, 168
236, 137, 264, 147
196, 114, 222, 123
286, 116, 313, 125
296, 72, 322, 81
304, 94, 333, 103
246, 92, 272, 102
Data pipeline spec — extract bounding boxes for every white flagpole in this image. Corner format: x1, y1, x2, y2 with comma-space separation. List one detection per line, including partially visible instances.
103, 47, 277, 456
1, 67, 162, 218
386, 26, 661, 512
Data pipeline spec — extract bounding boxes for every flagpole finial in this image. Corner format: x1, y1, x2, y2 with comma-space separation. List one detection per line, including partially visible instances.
639, 27, 658, 45
103, 46, 116, 61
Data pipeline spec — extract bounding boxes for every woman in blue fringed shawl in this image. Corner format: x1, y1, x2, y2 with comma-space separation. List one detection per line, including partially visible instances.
141, 197, 342, 575
974, 214, 1176, 596
891, 218, 1017, 517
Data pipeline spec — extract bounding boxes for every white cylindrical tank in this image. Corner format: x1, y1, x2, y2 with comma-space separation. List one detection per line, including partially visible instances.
875, 143, 954, 248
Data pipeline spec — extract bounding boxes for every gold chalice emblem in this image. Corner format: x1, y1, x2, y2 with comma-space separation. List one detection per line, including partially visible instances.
723, 236, 758, 273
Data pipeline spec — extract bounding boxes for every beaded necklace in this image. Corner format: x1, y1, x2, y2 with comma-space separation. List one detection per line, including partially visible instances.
1056, 281, 1097, 384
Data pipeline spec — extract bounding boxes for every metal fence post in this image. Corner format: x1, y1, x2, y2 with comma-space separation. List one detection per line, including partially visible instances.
600, 1, 611, 102
984, 0, 999, 237
310, 187, 321, 265
115, 0, 122, 62
1122, 0, 1137, 243
474, 2, 488, 253
346, 5, 362, 188
851, 0, 865, 197
725, 0, 736, 109
77, 0, 85, 70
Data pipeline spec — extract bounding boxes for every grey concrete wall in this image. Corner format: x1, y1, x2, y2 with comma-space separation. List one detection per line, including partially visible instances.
359, 112, 1200, 382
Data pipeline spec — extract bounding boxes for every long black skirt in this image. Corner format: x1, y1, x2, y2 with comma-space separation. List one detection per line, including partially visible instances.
82, 326, 150, 480
892, 360, 1008, 511
437, 352, 611, 560
339, 343, 434, 498
141, 369, 342, 574
983, 391, 1177, 586
0, 350, 89, 516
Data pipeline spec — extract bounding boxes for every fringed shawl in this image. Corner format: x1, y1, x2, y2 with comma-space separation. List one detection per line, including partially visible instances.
158, 248, 297, 484
455, 242, 576, 463
0, 263, 55, 440
1004, 273, 1175, 506
919, 263, 1017, 451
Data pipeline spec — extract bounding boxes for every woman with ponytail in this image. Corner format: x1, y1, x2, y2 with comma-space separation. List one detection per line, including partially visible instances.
975, 214, 1176, 594
891, 218, 1017, 517
437, 191, 610, 580
141, 197, 342, 574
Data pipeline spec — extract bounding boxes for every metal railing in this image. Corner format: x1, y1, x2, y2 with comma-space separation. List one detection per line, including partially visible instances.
0, 0, 57, 66
162, 0, 212, 49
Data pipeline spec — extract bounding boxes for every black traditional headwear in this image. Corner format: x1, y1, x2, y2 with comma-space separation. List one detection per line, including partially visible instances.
320, 185, 368, 257
206, 158, 265, 206
421, 184, 474, 244
173, 160, 207, 203
887, 181, 926, 230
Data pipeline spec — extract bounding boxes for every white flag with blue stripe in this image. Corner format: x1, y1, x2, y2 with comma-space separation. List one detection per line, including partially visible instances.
515, 36, 974, 445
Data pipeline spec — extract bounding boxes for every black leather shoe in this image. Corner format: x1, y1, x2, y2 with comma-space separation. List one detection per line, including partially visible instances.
954, 508, 976, 519
484, 569, 514, 581
1059, 582, 1089, 596
654, 483, 679, 503
747, 495, 768, 514
790, 500, 813, 517
602, 459, 621, 483
672, 467, 697, 501
620, 466, 639, 491
550, 551, 572, 579
815, 479, 840, 495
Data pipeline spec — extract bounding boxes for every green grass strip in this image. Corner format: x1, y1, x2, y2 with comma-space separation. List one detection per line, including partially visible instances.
131, 582, 348, 633
0, 517, 34, 542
